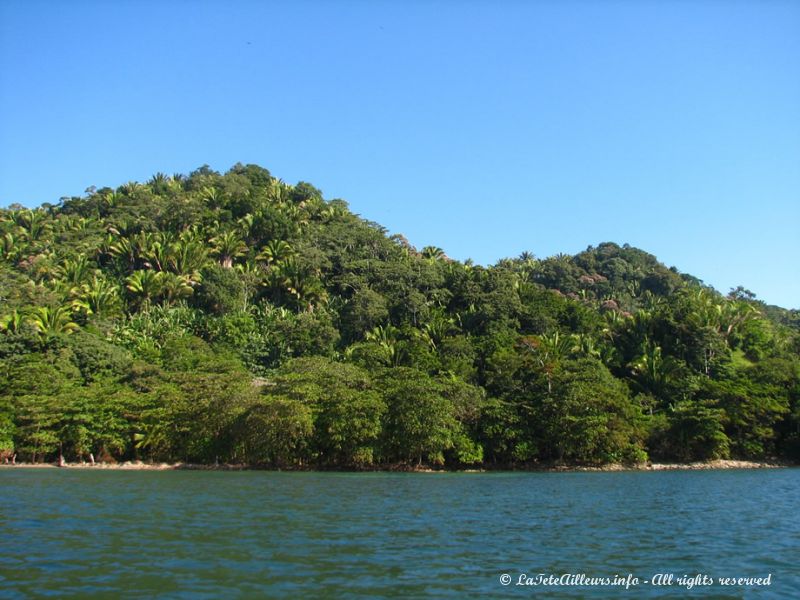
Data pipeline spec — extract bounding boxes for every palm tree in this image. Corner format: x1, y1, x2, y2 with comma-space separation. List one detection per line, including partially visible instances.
201, 186, 224, 209
319, 205, 341, 222
291, 276, 328, 312
266, 179, 292, 205
685, 288, 722, 330
0, 232, 23, 263
719, 300, 758, 343
57, 255, 95, 287
166, 175, 184, 194
137, 231, 174, 272
159, 272, 194, 306
570, 333, 601, 359
421, 246, 446, 261
366, 324, 404, 367
12, 209, 51, 243
167, 234, 208, 284
98, 191, 122, 216
282, 204, 310, 231
126, 270, 164, 309
257, 240, 294, 266
71, 276, 122, 317
0, 309, 25, 333
105, 236, 137, 271
133, 421, 171, 460
268, 258, 327, 311
416, 309, 457, 351
54, 215, 91, 235
601, 309, 627, 342
27, 306, 79, 339
495, 257, 515, 270
148, 172, 170, 194
236, 214, 255, 240
210, 230, 247, 269
119, 181, 144, 196
553, 252, 571, 264
540, 331, 573, 360
628, 341, 684, 403
518, 331, 572, 393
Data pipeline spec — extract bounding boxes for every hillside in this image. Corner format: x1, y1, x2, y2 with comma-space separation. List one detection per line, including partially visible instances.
1, 163, 798, 467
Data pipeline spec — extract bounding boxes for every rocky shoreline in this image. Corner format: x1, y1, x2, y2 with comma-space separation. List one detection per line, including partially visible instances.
0, 459, 792, 472
545, 459, 789, 472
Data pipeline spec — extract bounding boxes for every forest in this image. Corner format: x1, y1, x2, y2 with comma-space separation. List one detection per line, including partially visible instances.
1, 163, 798, 468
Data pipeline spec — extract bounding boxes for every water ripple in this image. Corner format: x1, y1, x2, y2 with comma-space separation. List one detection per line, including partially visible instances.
0, 469, 797, 598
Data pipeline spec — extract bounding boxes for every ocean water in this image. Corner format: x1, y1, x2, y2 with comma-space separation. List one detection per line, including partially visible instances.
0, 468, 797, 598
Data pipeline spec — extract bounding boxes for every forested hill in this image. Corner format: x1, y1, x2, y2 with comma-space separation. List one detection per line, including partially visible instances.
1, 163, 798, 468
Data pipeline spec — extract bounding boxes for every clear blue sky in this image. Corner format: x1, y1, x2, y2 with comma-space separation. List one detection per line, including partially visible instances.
1, 1, 798, 308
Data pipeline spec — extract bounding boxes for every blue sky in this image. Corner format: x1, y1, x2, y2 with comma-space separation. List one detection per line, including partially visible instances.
1, 1, 798, 308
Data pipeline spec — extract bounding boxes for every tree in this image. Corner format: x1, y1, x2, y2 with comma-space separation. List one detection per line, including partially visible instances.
535, 359, 647, 464
60, 380, 132, 462
517, 331, 572, 393
210, 230, 247, 269
421, 246, 446, 261
266, 357, 386, 466
698, 373, 789, 458
256, 240, 294, 266
239, 396, 314, 467
159, 272, 194, 307
166, 229, 208, 284
194, 264, 246, 314
155, 336, 255, 462
71, 275, 122, 318
627, 341, 687, 405
650, 402, 730, 462
340, 287, 389, 343
378, 368, 460, 465
0, 401, 14, 460
0, 354, 80, 461
27, 306, 79, 339
126, 270, 164, 309
1, 162, 797, 470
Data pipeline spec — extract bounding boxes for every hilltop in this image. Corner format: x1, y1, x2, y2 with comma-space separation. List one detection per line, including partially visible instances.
1, 163, 798, 468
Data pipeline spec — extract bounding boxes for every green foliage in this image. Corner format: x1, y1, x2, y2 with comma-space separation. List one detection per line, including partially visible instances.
126, 336, 256, 462
194, 264, 246, 315
0, 404, 14, 454
59, 380, 133, 460
0, 353, 76, 461
0, 163, 797, 467
378, 368, 463, 465
697, 367, 790, 458
66, 331, 133, 382
478, 397, 534, 464
239, 396, 314, 467
267, 357, 386, 466
535, 359, 647, 464
650, 403, 730, 462
340, 287, 389, 343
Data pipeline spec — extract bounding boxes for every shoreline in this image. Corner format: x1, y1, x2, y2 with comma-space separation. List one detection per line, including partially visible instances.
0, 459, 793, 472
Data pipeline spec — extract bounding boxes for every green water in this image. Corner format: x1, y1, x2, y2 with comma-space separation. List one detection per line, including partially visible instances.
0, 469, 797, 598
